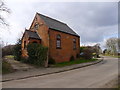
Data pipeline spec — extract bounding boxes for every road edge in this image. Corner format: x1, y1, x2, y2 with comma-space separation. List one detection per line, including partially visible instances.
2, 58, 103, 82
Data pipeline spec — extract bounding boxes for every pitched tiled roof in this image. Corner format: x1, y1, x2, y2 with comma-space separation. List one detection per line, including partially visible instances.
25, 30, 41, 40
37, 13, 79, 37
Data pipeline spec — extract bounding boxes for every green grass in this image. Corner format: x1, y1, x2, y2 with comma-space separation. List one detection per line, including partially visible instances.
2, 61, 14, 74
5, 55, 14, 59
103, 54, 120, 58
54, 58, 98, 67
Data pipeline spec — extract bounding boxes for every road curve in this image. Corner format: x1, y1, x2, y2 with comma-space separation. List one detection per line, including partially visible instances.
2, 56, 118, 88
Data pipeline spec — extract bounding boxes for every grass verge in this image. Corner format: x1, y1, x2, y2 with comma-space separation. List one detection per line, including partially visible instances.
103, 54, 120, 58
5, 55, 14, 59
54, 58, 97, 67
2, 60, 14, 74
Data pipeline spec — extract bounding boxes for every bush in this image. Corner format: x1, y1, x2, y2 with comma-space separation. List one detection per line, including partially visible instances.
48, 57, 56, 64
13, 44, 21, 61
2, 45, 14, 57
70, 56, 75, 61
92, 53, 96, 57
81, 48, 93, 59
27, 43, 48, 66
80, 46, 86, 52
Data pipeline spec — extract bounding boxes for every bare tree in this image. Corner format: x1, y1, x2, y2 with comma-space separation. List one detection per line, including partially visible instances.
93, 44, 102, 57
0, 0, 10, 26
106, 38, 118, 55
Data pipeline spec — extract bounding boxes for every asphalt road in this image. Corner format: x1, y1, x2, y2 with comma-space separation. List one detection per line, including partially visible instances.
2, 56, 118, 88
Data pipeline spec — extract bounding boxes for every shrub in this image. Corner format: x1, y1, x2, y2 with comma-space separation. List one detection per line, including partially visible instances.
92, 53, 96, 58
82, 48, 93, 59
70, 56, 75, 61
48, 57, 56, 64
80, 46, 86, 52
2, 45, 14, 57
27, 43, 48, 66
13, 44, 21, 61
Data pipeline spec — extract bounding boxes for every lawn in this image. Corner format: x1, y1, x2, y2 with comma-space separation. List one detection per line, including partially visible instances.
5, 55, 14, 59
54, 58, 98, 67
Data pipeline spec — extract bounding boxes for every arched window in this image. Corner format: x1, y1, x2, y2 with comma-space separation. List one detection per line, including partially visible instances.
73, 38, 76, 49
56, 34, 61, 49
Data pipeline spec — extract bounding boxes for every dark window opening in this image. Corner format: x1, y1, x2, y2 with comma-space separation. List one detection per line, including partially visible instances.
56, 34, 61, 49
73, 38, 76, 49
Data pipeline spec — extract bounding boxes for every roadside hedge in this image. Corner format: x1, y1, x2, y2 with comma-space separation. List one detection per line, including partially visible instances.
2, 45, 14, 57
80, 46, 93, 59
27, 43, 48, 66
13, 44, 21, 61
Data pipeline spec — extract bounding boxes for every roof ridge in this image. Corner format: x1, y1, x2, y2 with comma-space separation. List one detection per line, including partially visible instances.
37, 12, 67, 25
36, 12, 79, 37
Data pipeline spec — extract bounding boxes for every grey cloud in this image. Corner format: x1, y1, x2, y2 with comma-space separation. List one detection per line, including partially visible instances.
43, 2, 118, 27
5, 2, 118, 46
45, 2, 118, 44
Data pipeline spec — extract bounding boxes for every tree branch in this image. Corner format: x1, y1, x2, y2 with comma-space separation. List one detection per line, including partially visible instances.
0, 0, 10, 26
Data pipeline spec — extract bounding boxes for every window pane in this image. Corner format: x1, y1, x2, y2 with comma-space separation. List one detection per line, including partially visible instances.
56, 34, 61, 48
73, 38, 76, 42
73, 38, 76, 49
57, 40, 60, 48
57, 35, 61, 39
73, 43, 76, 49
34, 23, 39, 30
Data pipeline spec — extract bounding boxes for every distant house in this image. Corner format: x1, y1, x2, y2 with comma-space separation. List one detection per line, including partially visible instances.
21, 12, 80, 63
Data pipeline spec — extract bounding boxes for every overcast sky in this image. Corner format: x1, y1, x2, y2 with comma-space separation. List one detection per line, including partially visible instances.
0, 0, 118, 49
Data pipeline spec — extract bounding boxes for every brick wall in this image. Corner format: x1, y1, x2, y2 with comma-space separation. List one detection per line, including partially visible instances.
29, 38, 41, 43
49, 29, 80, 63
21, 33, 29, 57
29, 14, 49, 47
